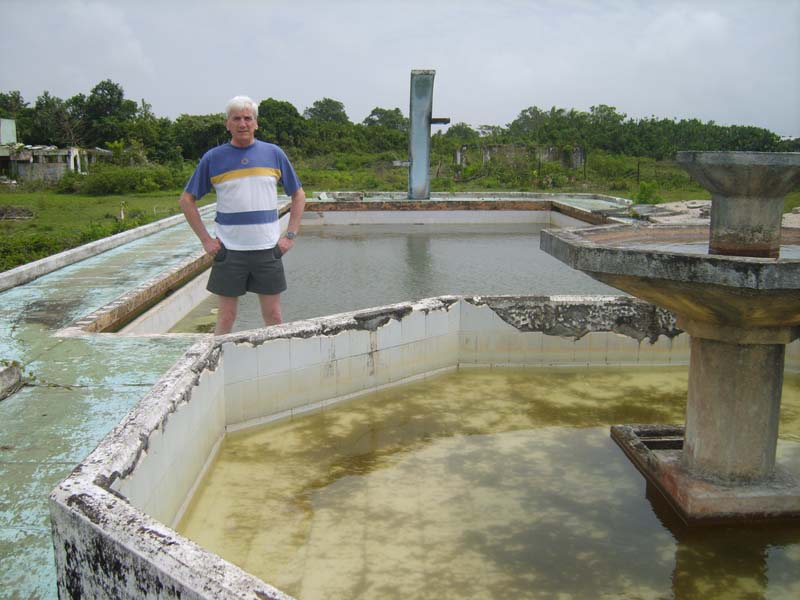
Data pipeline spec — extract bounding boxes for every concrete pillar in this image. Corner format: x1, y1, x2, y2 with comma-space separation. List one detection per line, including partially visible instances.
408, 70, 435, 200
682, 336, 785, 482
676, 151, 800, 258
709, 194, 784, 258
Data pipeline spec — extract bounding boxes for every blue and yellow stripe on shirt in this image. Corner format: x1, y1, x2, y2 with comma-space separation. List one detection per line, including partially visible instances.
210, 167, 282, 186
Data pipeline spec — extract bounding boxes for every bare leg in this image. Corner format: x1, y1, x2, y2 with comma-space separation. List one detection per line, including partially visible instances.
258, 293, 282, 326
215, 295, 239, 335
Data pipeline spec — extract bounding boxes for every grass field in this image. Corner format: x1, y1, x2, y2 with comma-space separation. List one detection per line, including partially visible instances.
0, 189, 214, 271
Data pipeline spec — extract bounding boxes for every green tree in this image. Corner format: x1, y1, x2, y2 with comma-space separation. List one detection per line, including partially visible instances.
303, 98, 350, 124
257, 98, 307, 147
478, 125, 507, 144
0, 90, 28, 117
28, 91, 86, 147
360, 122, 407, 153
443, 122, 480, 142
587, 104, 626, 153
506, 105, 548, 141
0, 90, 33, 141
29, 91, 66, 145
64, 93, 88, 146
129, 100, 182, 163
83, 79, 138, 147
172, 113, 227, 160
362, 107, 408, 131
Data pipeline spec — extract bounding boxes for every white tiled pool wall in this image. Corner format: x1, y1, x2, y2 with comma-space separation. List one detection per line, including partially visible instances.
112, 348, 226, 528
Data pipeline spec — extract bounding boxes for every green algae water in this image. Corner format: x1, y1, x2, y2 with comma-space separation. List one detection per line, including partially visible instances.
178, 366, 800, 599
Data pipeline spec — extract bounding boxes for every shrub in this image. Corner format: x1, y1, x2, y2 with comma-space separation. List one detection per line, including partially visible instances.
56, 170, 83, 193
57, 164, 188, 196
0, 232, 77, 270
635, 181, 664, 204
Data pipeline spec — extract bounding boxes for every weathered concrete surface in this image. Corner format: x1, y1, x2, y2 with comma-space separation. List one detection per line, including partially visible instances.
647, 199, 800, 228
612, 425, 800, 523
548, 151, 800, 521
50, 488, 292, 600
683, 337, 784, 481
540, 224, 800, 327
1, 196, 626, 597
47, 338, 289, 599
676, 151, 800, 258
0, 216, 217, 598
65, 253, 213, 334
5, 190, 786, 595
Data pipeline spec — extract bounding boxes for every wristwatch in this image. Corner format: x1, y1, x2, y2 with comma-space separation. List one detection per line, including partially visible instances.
285, 231, 297, 240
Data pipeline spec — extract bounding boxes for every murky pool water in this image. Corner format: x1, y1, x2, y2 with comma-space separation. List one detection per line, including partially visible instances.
170, 223, 619, 333
178, 367, 800, 599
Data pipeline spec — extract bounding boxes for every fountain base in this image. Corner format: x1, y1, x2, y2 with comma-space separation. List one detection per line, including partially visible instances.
611, 424, 800, 524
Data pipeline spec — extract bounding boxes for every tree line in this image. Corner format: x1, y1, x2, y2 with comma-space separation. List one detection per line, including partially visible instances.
1, 79, 797, 167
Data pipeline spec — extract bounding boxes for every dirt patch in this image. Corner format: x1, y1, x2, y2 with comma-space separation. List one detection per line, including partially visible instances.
0, 205, 34, 220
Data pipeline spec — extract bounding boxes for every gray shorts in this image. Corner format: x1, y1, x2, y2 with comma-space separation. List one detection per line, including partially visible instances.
206, 245, 286, 297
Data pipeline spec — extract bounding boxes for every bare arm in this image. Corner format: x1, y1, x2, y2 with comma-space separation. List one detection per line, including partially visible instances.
286, 187, 306, 235
179, 191, 221, 255
277, 187, 307, 253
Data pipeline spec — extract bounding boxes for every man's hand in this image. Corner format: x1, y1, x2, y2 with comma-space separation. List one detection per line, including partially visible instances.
180, 191, 221, 256
203, 237, 222, 255
277, 236, 294, 255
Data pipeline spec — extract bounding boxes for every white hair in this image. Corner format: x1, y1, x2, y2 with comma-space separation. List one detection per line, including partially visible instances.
225, 95, 258, 118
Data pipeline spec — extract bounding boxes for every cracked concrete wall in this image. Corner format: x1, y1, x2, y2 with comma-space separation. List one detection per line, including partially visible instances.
51, 295, 690, 599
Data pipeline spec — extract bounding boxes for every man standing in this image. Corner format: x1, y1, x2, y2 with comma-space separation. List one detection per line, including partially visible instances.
179, 96, 306, 334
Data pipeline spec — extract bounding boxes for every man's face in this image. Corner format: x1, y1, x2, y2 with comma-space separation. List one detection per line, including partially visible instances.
226, 108, 258, 147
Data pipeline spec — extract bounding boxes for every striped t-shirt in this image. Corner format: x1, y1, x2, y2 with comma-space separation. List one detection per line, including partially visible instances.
184, 140, 302, 251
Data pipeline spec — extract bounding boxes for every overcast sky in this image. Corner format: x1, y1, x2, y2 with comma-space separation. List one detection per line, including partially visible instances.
2, 0, 798, 137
